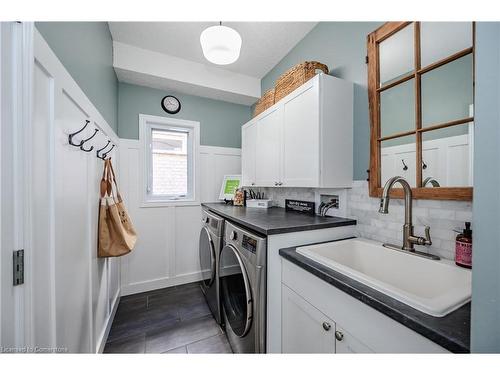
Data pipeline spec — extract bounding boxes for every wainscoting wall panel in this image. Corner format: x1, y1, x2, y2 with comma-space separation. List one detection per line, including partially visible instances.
119, 140, 241, 295
32, 29, 120, 353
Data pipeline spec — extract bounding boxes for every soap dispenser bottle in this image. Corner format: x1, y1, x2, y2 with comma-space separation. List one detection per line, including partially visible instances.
455, 222, 472, 269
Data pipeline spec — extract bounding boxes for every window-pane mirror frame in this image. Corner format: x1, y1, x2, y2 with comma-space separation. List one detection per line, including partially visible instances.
367, 21, 475, 200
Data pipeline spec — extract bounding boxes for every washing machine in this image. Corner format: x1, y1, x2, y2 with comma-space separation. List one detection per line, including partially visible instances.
199, 210, 224, 325
219, 221, 267, 353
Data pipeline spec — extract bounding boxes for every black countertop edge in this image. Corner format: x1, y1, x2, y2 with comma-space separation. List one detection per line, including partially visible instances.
279, 243, 470, 353
201, 203, 357, 236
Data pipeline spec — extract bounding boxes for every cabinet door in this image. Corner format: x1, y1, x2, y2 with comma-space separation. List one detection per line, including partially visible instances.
334, 324, 374, 353
282, 82, 320, 187
255, 107, 282, 187
282, 285, 335, 353
241, 121, 257, 186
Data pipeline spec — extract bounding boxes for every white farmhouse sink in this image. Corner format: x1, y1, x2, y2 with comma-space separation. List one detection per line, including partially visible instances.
296, 238, 471, 317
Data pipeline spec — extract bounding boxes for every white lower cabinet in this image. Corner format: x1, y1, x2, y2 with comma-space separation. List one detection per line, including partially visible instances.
281, 259, 449, 353
334, 324, 374, 353
282, 285, 336, 353
282, 285, 373, 353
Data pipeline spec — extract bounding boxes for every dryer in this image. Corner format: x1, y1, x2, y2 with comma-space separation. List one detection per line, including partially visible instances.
219, 221, 267, 353
199, 210, 224, 325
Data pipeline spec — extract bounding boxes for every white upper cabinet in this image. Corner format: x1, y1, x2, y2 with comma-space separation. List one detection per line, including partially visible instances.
242, 73, 353, 188
282, 80, 320, 187
241, 120, 257, 186
255, 106, 283, 187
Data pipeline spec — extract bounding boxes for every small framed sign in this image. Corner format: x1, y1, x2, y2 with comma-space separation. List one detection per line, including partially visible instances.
285, 199, 316, 216
218, 175, 242, 201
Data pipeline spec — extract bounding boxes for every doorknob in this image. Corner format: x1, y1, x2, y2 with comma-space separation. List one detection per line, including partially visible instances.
335, 330, 344, 341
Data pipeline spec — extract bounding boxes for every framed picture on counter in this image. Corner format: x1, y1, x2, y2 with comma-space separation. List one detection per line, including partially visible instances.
218, 175, 242, 200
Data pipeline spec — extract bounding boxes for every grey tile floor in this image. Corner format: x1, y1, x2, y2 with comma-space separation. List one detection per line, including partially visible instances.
104, 282, 232, 354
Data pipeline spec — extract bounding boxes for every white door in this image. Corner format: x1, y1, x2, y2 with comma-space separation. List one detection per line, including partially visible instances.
0, 22, 32, 351
281, 285, 335, 353
241, 121, 257, 187
282, 82, 320, 187
255, 107, 283, 187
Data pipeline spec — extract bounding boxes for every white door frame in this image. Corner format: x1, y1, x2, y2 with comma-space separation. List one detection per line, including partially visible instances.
0, 21, 34, 351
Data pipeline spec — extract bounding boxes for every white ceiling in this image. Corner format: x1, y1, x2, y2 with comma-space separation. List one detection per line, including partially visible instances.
108, 22, 317, 79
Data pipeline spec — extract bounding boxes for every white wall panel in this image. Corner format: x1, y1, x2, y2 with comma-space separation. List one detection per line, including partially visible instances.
119, 141, 241, 295
31, 29, 120, 353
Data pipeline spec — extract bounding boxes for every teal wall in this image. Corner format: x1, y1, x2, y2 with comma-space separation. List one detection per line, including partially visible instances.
36, 22, 118, 132
261, 22, 383, 180
471, 22, 500, 353
118, 82, 252, 148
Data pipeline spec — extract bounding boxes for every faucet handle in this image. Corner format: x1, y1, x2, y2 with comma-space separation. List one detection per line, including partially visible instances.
423, 226, 432, 246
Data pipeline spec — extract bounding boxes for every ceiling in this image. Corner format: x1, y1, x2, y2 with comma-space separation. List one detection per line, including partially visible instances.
108, 22, 317, 78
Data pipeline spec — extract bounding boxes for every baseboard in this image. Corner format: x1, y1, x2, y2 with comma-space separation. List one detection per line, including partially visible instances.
121, 272, 203, 296
96, 289, 121, 353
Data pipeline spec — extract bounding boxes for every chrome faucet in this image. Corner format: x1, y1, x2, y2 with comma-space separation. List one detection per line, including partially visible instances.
379, 176, 439, 260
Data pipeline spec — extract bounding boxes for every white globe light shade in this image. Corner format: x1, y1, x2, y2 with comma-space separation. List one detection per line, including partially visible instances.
200, 25, 242, 65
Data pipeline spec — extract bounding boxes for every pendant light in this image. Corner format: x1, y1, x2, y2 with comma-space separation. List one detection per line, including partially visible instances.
200, 22, 242, 65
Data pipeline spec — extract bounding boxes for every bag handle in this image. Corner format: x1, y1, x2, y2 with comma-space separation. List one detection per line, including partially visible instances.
106, 159, 123, 201
100, 159, 112, 199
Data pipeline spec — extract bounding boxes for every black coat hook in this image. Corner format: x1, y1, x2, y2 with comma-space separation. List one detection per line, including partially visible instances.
97, 140, 111, 160
422, 160, 428, 170
401, 159, 408, 171
80, 129, 99, 152
102, 144, 115, 159
68, 120, 90, 147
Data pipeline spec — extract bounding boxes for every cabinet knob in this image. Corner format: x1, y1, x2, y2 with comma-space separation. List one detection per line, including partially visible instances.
278, 182, 283, 186
274, 182, 278, 186
322, 322, 331, 331
251, 182, 255, 186
335, 331, 344, 341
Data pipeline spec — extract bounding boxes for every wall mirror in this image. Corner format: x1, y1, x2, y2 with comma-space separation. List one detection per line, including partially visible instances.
367, 22, 474, 200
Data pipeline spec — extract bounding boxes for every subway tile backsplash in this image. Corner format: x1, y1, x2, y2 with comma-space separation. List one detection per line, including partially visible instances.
259, 181, 472, 261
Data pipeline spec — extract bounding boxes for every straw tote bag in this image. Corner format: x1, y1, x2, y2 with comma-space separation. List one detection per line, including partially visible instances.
98, 159, 137, 258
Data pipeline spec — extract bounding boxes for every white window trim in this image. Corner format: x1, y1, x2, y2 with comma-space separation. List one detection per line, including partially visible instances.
139, 114, 200, 207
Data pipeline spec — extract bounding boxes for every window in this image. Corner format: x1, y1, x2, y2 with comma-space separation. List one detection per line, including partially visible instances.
140, 115, 200, 205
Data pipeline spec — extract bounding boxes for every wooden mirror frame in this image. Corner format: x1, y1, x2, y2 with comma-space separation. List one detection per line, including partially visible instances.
367, 22, 474, 201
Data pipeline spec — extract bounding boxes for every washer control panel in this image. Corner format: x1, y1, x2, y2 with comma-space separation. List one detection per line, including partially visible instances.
242, 235, 257, 253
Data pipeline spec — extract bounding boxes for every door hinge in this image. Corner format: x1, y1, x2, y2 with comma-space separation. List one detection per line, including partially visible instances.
365, 55, 369, 64
13, 249, 24, 286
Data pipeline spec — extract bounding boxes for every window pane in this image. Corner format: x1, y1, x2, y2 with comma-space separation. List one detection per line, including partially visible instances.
422, 123, 473, 187
421, 22, 472, 67
379, 23, 414, 87
380, 78, 415, 137
421, 54, 473, 127
151, 129, 188, 196
381, 135, 416, 187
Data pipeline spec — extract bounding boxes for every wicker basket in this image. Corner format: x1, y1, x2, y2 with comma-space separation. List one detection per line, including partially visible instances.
253, 88, 275, 117
274, 61, 329, 103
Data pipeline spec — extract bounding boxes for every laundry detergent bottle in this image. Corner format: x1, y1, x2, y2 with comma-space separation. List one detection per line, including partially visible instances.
455, 222, 472, 269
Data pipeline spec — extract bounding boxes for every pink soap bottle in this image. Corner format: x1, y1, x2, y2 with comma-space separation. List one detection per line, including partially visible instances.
455, 222, 472, 269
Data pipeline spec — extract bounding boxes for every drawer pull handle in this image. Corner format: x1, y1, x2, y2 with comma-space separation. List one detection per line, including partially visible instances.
335, 331, 344, 341
322, 322, 331, 331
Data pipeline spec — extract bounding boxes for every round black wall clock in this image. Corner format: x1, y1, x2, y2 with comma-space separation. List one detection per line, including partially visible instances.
161, 95, 181, 114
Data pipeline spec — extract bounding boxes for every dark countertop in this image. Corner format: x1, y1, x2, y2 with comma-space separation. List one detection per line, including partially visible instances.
201, 202, 357, 236
280, 242, 471, 353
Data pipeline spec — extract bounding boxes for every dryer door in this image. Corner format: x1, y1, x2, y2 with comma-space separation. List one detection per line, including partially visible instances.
219, 244, 253, 337
199, 227, 216, 288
